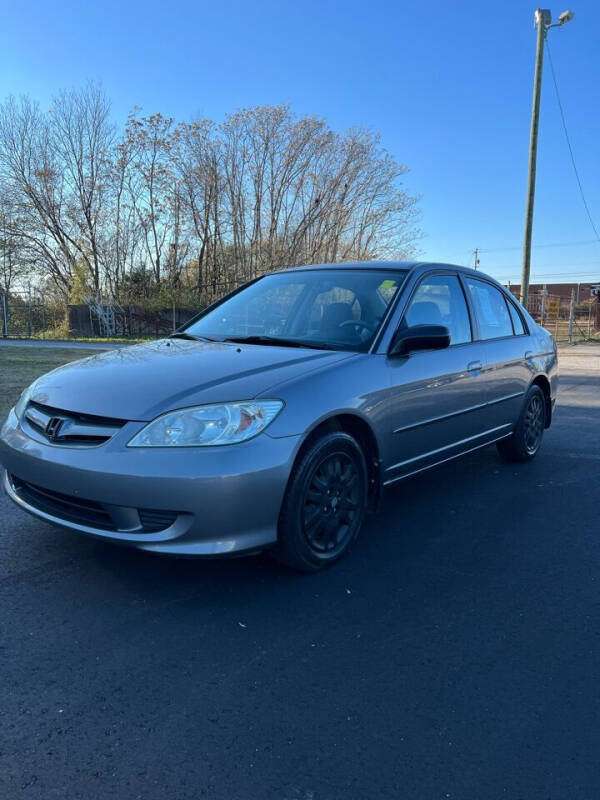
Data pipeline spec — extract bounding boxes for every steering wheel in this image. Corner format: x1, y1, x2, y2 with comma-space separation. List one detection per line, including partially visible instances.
339, 319, 376, 333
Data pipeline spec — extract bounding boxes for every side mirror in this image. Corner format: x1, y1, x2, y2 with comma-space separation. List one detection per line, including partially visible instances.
389, 324, 451, 357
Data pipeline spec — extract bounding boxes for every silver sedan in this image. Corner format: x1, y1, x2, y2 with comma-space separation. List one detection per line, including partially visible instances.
0, 262, 558, 570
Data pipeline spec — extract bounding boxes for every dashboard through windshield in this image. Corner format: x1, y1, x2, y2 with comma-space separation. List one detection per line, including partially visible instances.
183, 269, 408, 352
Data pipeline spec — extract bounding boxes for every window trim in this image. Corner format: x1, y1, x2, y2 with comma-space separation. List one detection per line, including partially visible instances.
369, 271, 415, 353
505, 296, 529, 337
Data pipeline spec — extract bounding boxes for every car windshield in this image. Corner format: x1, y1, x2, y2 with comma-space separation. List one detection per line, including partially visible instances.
183, 269, 408, 352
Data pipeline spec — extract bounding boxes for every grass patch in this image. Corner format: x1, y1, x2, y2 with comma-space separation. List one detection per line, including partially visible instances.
30, 335, 153, 343
0, 346, 104, 421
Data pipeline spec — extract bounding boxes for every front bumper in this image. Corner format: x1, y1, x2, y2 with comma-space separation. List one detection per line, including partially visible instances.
0, 408, 301, 555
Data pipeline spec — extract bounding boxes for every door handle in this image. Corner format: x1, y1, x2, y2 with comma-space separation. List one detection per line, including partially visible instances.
467, 360, 482, 372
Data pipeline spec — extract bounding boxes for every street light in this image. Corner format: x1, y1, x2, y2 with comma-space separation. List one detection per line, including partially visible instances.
520, 8, 574, 308
557, 10, 574, 24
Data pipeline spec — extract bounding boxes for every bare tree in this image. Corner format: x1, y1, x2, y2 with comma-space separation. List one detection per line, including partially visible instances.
216, 106, 419, 277
0, 92, 420, 308
50, 84, 115, 295
124, 112, 178, 286
103, 124, 141, 298
0, 194, 29, 293
0, 95, 73, 297
172, 119, 221, 293
0, 86, 115, 299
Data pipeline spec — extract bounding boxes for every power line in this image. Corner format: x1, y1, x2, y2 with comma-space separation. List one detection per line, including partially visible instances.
493, 273, 599, 282
524, 272, 599, 279
490, 273, 600, 280
477, 238, 599, 254
545, 37, 600, 246
484, 258, 600, 270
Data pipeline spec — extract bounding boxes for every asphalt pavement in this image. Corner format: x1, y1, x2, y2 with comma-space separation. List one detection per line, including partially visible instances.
1, 347, 599, 799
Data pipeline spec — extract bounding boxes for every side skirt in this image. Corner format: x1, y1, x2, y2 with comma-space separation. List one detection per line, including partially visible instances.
382, 432, 513, 488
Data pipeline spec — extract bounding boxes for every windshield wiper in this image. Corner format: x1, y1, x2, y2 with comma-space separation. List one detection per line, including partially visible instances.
223, 335, 336, 351
168, 332, 217, 342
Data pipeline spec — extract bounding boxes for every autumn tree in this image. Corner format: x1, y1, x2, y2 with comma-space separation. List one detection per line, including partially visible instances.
0, 85, 115, 299
0, 92, 420, 306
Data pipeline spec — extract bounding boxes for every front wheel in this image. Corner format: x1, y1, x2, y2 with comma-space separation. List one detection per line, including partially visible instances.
273, 432, 368, 571
496, 384, 546, 462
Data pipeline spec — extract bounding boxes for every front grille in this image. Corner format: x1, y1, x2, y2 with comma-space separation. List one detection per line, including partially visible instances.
11, 476, 116, 530
24, 401, 126, 446
9, 475, 179, 533
138, 509, 179, 532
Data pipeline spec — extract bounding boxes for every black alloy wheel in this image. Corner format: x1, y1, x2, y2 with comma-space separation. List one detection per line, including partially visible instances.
523, 392, 544, 455
302, 450, 362, 556
497, 384, 546, 462
274, 431, 368, 571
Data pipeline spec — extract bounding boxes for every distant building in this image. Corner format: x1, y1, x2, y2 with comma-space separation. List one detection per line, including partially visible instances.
504, 281, 600, 336
505, 282, 600, 303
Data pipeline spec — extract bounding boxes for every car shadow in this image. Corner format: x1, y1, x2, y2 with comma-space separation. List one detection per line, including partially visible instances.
10, 383, 598, 630
77, 442, 531, 613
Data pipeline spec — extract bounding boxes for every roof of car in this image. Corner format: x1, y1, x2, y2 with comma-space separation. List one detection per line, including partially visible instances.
278, 261, 418, 272
275, 261, 491, 280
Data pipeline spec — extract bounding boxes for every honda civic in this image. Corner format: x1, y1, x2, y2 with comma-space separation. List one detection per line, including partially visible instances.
0, 262, 558, 570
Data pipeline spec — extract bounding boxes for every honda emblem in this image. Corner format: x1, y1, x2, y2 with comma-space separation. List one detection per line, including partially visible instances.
45, 417, 63, 440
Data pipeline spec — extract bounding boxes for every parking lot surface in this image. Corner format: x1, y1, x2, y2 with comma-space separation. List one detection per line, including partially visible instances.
1, 346, 599, 799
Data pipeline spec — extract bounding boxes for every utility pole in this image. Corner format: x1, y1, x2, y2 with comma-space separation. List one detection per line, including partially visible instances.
520, 9, 550, 309
568, 288, 575, 343
0, 288, 7, 338
520, 8, 574, 309
540, 283, 548, 325
473, 248, 480, 270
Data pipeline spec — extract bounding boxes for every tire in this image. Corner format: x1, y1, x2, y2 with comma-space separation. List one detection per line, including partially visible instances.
273, 431, 368, 571
496, 384, 546, 463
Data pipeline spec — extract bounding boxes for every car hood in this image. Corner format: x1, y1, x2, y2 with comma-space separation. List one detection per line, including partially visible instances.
28, 339, 354, 421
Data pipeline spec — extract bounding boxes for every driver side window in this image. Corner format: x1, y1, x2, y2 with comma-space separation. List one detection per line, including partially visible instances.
405, 275, 472, 345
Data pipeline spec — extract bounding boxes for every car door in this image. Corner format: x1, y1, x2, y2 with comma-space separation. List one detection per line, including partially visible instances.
385, 272, 490, 483
463, 277, 532, 432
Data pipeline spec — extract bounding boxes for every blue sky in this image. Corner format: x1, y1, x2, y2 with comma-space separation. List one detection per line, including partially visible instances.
2, 0, 599, 284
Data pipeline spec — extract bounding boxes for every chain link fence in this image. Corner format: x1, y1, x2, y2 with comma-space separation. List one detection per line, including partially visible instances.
0, 291, 67, 338
0, 292, 201, 339
522, 291, 600, 343
0, 281, 248, 339
2, 282, 600, 342
2, 266, 269, 338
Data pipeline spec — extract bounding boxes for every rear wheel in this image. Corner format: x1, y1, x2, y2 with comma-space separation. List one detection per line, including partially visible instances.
496, 384, 546, 462
274, 432, 368, 571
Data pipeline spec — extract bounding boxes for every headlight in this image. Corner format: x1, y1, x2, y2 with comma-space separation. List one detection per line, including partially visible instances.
127, 400, 283, 448
14, 382, 37, 419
